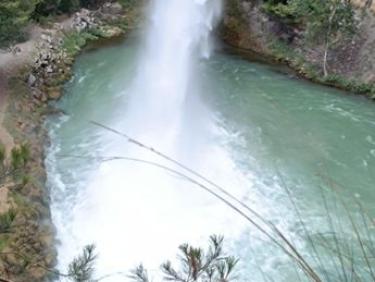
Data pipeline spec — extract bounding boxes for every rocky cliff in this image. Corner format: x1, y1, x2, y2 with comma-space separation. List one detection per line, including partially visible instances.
221, 0, 375, 98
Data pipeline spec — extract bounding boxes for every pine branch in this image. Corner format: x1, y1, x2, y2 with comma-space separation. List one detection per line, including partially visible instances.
129, 264, 150, 282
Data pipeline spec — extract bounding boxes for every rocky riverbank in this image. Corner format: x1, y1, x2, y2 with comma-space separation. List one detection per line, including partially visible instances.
221, 0, 375, 99
0, 2, 141, 281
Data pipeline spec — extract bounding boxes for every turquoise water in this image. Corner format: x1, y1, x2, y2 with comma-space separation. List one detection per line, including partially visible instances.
47, 39, 375, 281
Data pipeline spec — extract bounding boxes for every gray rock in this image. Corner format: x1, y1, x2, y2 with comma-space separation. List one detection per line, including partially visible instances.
28, 74, 37, 87
102, 2, 123, 14
46, 66, 53, 73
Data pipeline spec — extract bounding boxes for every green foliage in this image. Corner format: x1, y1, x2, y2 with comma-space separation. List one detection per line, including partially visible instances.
263, 0, 356, 42
0, 209, 17, 233
11, 144, 30, 170
0, 0, 40, 46
301, 0, 356, 44
129, 265, 150, 282
0, 143, 5, 166
62, 30, 97, 56
33, 0, 95, 18
265, 0, 357, 76
68, 244, 97, 282
262, 0, 300, 24
33, 0, 114, 18
59, 0, 80, 14
80, 0, 107, 9
130, 235, 238, 282
0, 236, 9, 251
1, 0, 137, 45
118, 0, 138, 9
33, 0, 61, 18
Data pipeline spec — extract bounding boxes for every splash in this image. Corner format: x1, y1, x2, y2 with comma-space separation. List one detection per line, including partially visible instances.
48, 0, 255, 281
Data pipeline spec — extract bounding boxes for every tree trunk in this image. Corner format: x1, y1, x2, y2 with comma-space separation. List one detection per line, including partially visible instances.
323, 40, 329, 77
365, 0, 373, 9
0, 278, 14, 282
323, 5, 338, 77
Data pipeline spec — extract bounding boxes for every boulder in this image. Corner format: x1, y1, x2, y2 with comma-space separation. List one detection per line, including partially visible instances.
28, 74, 37, 87
46, 66, 53, 74
47, 87, 61, 100
102, 2, 123, 14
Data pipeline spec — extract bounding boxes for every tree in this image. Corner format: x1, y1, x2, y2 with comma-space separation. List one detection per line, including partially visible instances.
262, 0, 357, 77
130, 236, 239, 282
33, 0, 62, 18
0, 144, 30, 185
298, 0, 357, 77
33, 0, 80, 17
0, 0, 40, 45
68, 245, 97, 282
58, 0, 80, 14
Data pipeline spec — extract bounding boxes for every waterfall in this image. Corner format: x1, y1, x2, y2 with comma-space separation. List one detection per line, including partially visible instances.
125, 0, 223, 138
45, 1, 375, 280
49, 0, 255, 281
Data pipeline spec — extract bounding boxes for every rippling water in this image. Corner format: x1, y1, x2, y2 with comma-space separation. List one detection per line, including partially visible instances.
46, 2, 375, 281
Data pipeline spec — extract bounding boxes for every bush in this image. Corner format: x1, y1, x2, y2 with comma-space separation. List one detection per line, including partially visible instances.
0, 143, 5, 166
79, 0, 107, 9
33, 0, 81, 19
62, 31, 98, 56
33, 0, 116, 19
0, 209, 17, 233
118, 0, 138, 9
59, 0, 80, 14
11, 144, 30, 170
0, 0, 39, 46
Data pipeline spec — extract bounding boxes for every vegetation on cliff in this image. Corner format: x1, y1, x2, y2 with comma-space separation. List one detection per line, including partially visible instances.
263, 0, 357, 76
0, 0, 137, 47
0, 1, 141, 280
222, 0, 375, 98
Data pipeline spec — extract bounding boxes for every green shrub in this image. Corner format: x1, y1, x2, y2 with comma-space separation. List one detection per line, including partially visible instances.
262, 1, 300, 24
0, 143, 5, 166
11, 144, 30, 170
0, 0, 40, 46
118, 0, 138, 9
58, 0, 80, 14
0, 209, 17, 233
79, 0, 107, 9
62, 31, 98, 56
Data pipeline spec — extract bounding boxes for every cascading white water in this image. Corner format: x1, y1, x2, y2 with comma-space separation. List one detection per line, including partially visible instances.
45, 1, 375, 280
49, 0, 254, 280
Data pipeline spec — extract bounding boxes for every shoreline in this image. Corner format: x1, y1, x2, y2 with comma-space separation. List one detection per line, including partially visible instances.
0, 2, 140, 280
222, 42, 375, 101
220, 1, 375, 101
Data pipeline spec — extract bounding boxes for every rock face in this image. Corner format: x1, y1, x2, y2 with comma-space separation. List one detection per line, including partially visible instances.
221, 1, 273, 54
29, 30, 68, 100
27, 74, 36, 87
101, 2, 123, 14
221, 0, 375, 87
72, 9, 99, 31
29, 3, 126, 99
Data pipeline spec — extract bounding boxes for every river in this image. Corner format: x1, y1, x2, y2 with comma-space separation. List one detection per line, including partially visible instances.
46, 1, 375, 281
